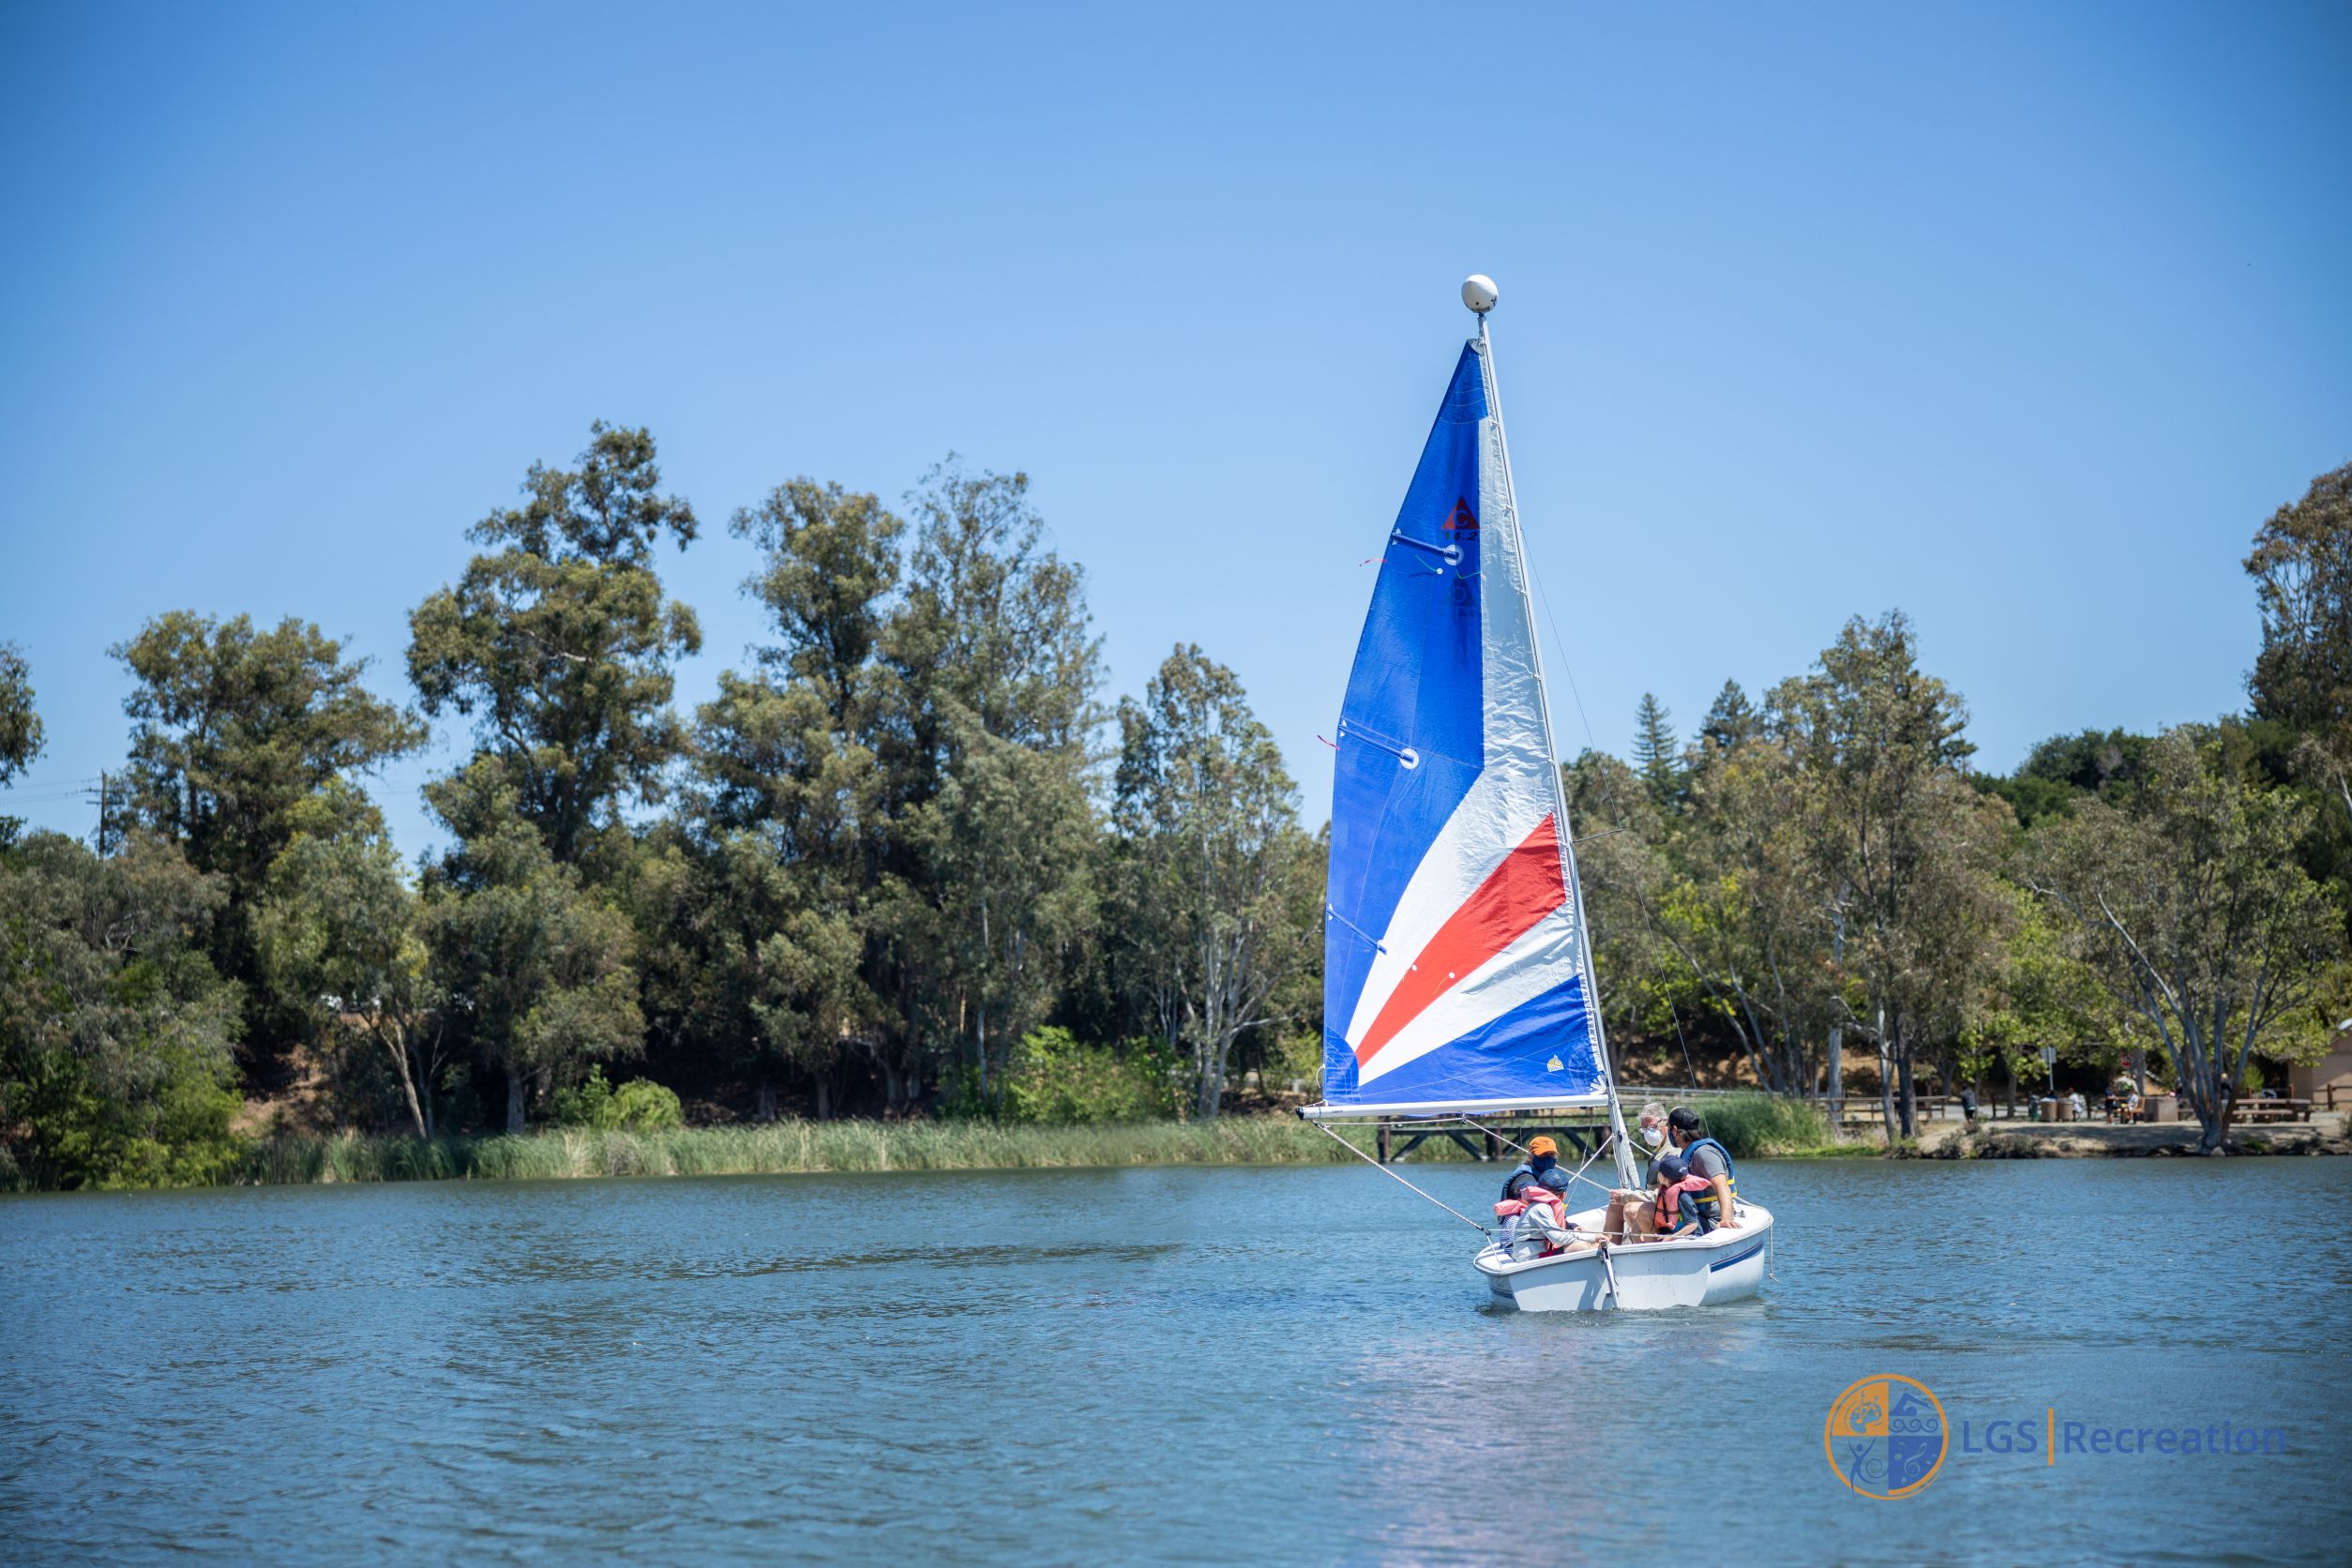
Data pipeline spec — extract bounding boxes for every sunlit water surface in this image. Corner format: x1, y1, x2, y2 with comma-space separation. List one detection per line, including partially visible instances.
4, 1157, 2347, 1565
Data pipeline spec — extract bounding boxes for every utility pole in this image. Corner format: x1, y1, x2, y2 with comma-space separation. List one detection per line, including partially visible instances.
88, 771, 118, 856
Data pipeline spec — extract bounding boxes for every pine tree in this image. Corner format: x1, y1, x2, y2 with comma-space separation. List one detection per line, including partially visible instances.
1699, 679, 1760, 757
1632, 692, 1682, 807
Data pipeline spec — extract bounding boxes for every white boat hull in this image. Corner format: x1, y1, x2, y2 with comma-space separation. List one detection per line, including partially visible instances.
1473, 1201, 1773, 1312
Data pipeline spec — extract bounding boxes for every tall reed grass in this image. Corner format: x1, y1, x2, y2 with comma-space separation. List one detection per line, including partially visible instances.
238, 1115, 1380, 1185
225, 1094, 1845, 1188
1691, 1093, 1845, 1157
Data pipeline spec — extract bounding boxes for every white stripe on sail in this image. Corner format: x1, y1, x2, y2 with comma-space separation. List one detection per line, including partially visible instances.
1342, 349, 1579, 1059
1355, 906, 1581, 1086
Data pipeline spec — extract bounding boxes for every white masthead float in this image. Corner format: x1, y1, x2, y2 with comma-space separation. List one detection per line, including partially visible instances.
1301, 277, 1772, 1312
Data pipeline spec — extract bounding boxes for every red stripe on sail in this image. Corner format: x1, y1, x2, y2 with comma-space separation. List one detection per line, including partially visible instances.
1355, 813, 1569, 1067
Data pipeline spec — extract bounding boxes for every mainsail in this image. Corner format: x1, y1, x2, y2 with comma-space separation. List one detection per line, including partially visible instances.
1311, 326, 1621, 1124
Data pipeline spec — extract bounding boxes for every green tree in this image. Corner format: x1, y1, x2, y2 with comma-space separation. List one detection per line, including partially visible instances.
1975, 728, 2155, 830
0, 832, 243, 1188
1696, 679, 1760, 760
2027, 729, 2343, 1151
423, 765, 644, 1131
2246, 461, 2352, 814
1769, 611, 2010, 1136
113, 611, 427, 1070
1110, 645, 1319, 1118
734, 478, 903, 730
1961, 883, 2124, 1114
875, 460, 1103, 1104
672, 670, 878, 1118
408, 421, 701, 869
890, 721, 1097, 1108
1631, 691, 1682, 807
1659, 736, 1835, 1096
254, 827, 448, 1137
637, 477, 905, 1118
0, 641, 41, 788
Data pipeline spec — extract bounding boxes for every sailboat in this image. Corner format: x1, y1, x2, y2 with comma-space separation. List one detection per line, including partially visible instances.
1300, 277, 1774, 1312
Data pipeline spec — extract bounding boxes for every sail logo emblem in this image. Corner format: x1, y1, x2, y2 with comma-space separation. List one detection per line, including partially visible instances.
1442, 496, 1479, 532
1824, 1375, 1948, 1500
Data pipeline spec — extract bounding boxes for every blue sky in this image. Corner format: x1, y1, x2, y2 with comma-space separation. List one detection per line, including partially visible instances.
3, 1, 2347, 856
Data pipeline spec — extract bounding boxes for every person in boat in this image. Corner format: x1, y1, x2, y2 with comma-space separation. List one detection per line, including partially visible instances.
1591, 1103, 1673, 1242
1636, 1100, 1671, 1175
1645, 1153, 1717, 1240
1664, 1107, 1739, 1229
1497, 1180, 1577, 1259
1500, 1135, 1572, 1203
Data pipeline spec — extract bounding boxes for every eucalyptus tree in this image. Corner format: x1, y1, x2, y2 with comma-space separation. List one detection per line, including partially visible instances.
633, 478, 906, 1118
2245, 462, 2352, 817
112, 611, 426, 1070
1110, 645, 1318, 1118
1560, 749, 1683, 1058
2028, 729, 2343, 1151
421, 763, 643, 1131
0, 641, 41, 787
254, 827, 447, 1137
407, 421, 701, 871
0, 831, 242, 1188
1768, 611, 2010, 1136
874, 460, 1103, 1104
679, 667, 881, 1120
1665, 737, 1836, 1096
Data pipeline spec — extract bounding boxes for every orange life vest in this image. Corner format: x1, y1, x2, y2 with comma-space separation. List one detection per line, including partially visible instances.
1656, 1175, 1711, 1231
1495, 1187, 1570, 1254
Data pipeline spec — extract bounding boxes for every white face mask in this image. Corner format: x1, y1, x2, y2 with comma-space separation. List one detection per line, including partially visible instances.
1641, 1124, 1664, 1150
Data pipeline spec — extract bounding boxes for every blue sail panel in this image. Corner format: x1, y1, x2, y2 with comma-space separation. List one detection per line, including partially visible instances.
1317, 337, 1607, 1114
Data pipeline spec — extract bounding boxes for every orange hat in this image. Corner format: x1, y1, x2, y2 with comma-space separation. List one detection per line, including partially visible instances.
1528, 1136, 1559, 1156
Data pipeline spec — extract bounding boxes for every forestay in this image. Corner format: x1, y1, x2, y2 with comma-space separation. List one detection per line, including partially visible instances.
1310, 335, 1612, 1120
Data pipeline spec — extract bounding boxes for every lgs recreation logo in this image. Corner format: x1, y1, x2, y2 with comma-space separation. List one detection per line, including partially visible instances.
1825, 1375, 1949, 1500
1824, 1374, 2292, 1499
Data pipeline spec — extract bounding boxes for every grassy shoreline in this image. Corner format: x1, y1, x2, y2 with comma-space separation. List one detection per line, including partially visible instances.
234, 1093, 1855, 1185
14, 1094, 1866, 1191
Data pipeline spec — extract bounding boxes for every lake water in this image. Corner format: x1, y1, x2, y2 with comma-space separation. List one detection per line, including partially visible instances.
3, 1156, 2347, 1565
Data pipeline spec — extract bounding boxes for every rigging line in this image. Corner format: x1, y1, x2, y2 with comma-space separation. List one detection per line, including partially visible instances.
1456, 1117, 1620, 1199
1305, 1120, 1493, 1237
1527, 557, 1603, 760
1526, 551, 1645, 843
1669, 1000, 1699, 1089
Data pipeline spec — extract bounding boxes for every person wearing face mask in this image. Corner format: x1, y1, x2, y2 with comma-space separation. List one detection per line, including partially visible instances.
1593, 1103, 1673, 1240
1635, 1101, 1671, 1176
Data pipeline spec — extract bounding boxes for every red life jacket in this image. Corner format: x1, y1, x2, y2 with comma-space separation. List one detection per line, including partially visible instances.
1656, 1175, 1711, 1230
1495, 1187, 1570, 1254
1493, 1187, 1567, 1219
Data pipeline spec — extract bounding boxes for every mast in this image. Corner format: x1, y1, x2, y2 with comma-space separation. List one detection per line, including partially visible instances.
1469, 279, 1643, 1191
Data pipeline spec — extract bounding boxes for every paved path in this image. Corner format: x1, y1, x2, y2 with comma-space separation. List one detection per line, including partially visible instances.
1907, 1111, 2347, 1156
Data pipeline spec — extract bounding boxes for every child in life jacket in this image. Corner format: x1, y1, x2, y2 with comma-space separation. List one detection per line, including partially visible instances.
1647, 1153, 1718, 1240
1495, 1182, 1577, 1259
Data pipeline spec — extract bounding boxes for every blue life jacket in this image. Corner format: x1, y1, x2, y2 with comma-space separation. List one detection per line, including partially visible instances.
1679, 1137, 1735, 1218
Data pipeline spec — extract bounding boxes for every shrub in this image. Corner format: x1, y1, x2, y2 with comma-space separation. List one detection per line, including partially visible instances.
943, 1028, 1184, 1123
1684, 1092, 1838, 1157
550, 1068, 685, 1132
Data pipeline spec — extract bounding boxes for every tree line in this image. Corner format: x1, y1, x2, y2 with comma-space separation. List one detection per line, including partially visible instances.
0, 426, 1319, 1187
1571, 464, 2352, 1151
2, 432, 2345, 1184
